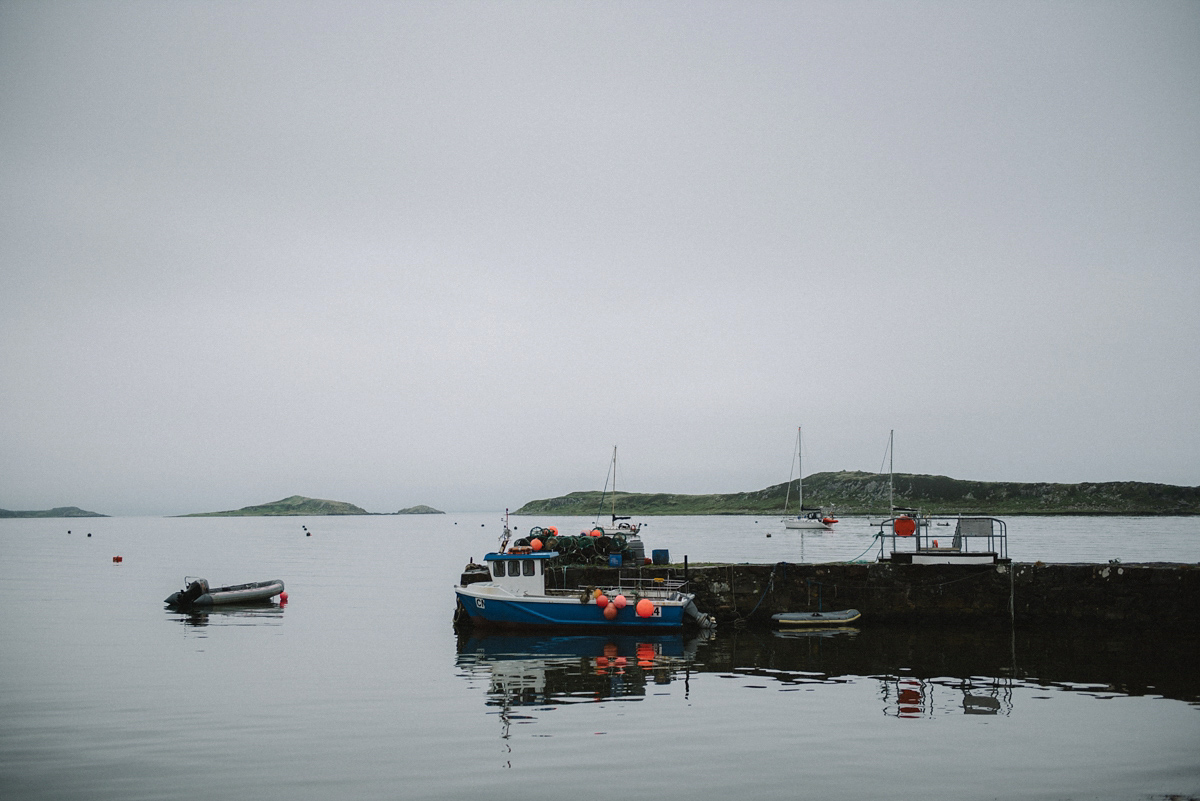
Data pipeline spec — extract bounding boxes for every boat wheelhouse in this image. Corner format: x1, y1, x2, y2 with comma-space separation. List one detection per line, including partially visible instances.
877, 514, 1008, 565
454, 550, 712, 630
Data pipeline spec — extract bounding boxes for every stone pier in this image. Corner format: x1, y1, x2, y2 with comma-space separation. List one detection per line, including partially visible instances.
545, 561, 1200, 631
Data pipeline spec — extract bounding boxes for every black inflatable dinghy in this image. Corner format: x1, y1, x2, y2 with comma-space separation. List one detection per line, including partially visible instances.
165, 577, 284, 607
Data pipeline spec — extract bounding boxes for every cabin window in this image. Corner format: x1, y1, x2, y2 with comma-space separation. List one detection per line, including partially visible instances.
492, 562, 505, 578
523, 559, 535, 576
508, 560, 520, 577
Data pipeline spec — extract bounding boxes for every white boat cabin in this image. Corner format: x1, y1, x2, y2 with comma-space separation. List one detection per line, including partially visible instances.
483, 551, 558, 595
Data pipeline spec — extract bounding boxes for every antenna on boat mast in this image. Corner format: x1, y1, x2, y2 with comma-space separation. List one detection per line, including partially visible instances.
499, 508, 511, 553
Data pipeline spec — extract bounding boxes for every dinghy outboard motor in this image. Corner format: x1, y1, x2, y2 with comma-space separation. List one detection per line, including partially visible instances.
166, 578, 209, 607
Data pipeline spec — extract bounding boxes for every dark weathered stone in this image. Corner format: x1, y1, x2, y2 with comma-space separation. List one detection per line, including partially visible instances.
546, 561, 1200, 631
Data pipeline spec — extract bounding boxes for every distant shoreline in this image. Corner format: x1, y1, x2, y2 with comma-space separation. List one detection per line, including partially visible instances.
7, 473, 1197, 518
514, 471, 1200, 517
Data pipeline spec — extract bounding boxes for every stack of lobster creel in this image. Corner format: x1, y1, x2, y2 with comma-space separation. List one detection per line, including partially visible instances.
511, 526, 637, 565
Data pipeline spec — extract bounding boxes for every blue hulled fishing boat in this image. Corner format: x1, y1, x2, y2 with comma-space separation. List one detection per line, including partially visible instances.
454, 548, 713, 631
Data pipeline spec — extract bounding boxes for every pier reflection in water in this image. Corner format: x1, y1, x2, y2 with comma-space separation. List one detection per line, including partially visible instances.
457, 624, 1199, 726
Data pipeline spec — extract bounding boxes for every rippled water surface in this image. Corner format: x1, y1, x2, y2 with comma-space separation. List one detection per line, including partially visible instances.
1, 514, 1197, 800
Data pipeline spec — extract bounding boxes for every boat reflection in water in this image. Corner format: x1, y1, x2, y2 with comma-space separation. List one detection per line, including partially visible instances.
166, 603, 286, 629
455, 632, 703, 709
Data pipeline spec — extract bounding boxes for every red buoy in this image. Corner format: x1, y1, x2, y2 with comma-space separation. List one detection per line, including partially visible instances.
530, 538, 543, 551
635, 598, 655, 618
279, 591, 289, 602
596, 594, 609, 609
613, 594, 627, 610
112, 556, 122, 563
602, 604, 618, 620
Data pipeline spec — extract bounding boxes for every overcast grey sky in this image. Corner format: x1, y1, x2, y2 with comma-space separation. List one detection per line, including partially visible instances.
2, 1, 1197, 516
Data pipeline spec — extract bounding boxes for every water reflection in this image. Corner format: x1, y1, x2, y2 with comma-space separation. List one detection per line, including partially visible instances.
455, 632, 703, 707
879, 674, 1014, 718
456, 625, 1200, 729
166, 603, 286, 629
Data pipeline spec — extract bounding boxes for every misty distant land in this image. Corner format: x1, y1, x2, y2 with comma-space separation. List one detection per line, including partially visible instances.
180, 496, 445, 517
516, 471, 1200, 517
6, 473, 1200, 518
0, 506, 108, 518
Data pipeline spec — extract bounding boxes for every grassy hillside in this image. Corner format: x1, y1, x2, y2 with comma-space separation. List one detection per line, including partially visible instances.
392, 505, 444, 514
514, 471, 1200, 516
0, 506, 108, 518
183, 495, 370, 516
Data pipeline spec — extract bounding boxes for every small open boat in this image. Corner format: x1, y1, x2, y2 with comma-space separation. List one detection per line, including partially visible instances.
165, 577, 284, 607
772, 609, 861, 627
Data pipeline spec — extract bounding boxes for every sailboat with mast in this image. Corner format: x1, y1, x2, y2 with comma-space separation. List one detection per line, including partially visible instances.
594, 446, 642, 536
782, 427, 836, 530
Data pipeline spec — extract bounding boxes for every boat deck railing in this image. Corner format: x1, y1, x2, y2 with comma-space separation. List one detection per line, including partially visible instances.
541, 575, 690, 602
614, 576, 689, 599
877, 515, 1008, 560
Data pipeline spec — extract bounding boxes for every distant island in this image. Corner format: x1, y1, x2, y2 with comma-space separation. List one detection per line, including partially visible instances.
181, 495, 445, 516
0, 506, 108, 518
183, 495, 370, 516
514, 471, 1200, 516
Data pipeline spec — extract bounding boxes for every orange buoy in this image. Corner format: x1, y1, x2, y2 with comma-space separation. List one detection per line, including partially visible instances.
596, 594, 609, 609
613, 594, 627, 610
603, 604, 618, 620
592, 588, 604, 599
545, 526, 558, 536
530, 538, 543, 551
635, 598, 655, 618
893, 516, 916, 537
589, 528, 603, 537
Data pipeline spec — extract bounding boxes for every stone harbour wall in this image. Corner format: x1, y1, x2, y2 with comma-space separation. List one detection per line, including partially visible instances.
547, 561, 1200, 631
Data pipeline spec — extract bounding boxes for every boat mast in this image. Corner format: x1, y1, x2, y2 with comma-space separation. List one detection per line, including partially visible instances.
888, 429, 894, 519
783, 427, 799, 515
611, 445, 617, 522
798, 426, 804, 512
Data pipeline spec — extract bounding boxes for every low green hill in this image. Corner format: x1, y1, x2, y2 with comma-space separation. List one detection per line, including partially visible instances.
392, 505, 444, 514
0, 506, 108, 518
183, 495, 370, 517
514, 471, 1200, 516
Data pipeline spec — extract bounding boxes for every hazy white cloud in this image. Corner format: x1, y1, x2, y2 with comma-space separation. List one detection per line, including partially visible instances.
2, 1, 1197, 514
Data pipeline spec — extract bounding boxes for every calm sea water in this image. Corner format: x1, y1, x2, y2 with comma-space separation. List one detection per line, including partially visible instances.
1, 514, 1197, 801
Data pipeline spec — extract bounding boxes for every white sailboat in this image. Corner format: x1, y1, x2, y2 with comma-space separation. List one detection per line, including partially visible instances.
782, 427, 835, 530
